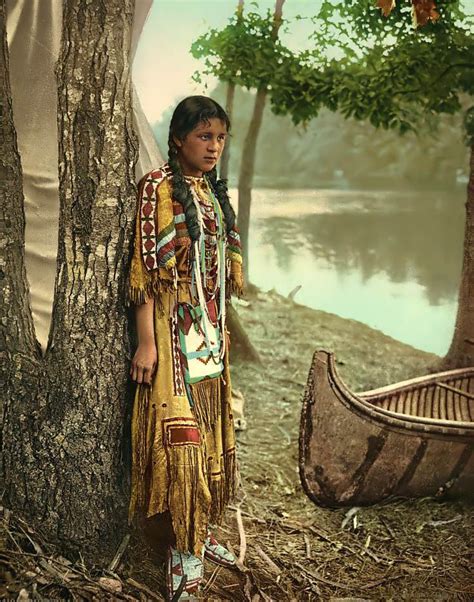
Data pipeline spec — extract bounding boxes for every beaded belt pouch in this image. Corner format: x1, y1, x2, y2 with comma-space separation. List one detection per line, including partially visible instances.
177, 301, 224, 384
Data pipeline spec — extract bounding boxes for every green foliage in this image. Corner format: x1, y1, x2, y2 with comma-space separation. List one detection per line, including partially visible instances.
273, 1, 474, 132
191, 9, 291, 90
312, 0, 466, 47
191, 0, 474, 142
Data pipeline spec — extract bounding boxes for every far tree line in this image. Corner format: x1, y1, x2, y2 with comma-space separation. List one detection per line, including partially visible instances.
154, 85, 468, 190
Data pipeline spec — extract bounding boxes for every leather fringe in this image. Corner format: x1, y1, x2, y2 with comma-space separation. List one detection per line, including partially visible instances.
189, 378, 221, 432
228, 277, 243, 299
128, 385, 154, 524
225, 449, 238, 501
227, 259, 244, 300
127, 274, 176, 316
167, 444, 210, 556
208, 450, 237, 524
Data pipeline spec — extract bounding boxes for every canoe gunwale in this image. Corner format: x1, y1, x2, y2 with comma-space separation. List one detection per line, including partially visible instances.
324, 352, 474, 437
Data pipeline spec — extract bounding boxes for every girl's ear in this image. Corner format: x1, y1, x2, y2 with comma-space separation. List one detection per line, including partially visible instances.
173, 135, 183, 148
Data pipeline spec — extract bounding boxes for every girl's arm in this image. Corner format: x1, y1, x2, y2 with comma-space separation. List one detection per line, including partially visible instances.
130, 297, 157, 385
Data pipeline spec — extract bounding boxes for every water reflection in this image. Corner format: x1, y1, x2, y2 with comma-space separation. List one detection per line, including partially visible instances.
246, 188, 465, 354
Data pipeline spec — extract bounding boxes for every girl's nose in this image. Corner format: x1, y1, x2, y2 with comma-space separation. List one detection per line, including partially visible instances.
208, 138, 218, 150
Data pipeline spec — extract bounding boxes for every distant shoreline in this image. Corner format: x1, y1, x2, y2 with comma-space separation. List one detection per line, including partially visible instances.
225, 176, 468, 192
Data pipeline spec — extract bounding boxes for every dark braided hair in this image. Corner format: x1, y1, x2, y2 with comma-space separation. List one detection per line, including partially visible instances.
168, 96, 236, 241
206, 166, 236, 235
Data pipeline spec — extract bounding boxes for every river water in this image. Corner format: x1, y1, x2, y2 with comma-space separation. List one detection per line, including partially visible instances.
230, 187, 466, 356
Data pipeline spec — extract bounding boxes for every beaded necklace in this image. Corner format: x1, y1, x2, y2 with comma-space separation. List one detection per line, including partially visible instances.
189, 179, 227, 363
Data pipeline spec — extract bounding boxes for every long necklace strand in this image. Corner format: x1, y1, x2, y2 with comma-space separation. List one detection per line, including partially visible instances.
190, 183, 226, 361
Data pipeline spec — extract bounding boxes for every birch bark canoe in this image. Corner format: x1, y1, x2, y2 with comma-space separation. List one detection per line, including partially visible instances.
300, 350, 474, 508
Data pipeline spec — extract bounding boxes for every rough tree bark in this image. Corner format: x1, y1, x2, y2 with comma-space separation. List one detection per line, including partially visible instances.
1, 0, 138, 564
0, 0, 40, 419
237, 0, 285, 283
440, 144, 474, 368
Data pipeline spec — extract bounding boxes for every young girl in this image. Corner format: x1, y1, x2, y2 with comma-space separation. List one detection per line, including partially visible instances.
127, 96, 243, 600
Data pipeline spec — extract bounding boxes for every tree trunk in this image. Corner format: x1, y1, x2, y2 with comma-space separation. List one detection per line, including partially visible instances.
227, 304, 260, 363
219, 1, 244, 181
440, 144, 474, 368
220, 82, 236, 181
237, 0, 285, 283
2, 0, 138, 565
0, 0, 40, 419
221, 80, 261, 363
238, 87, 267, 283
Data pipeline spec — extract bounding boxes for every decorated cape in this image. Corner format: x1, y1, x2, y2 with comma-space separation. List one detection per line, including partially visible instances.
127, 164, 243, 309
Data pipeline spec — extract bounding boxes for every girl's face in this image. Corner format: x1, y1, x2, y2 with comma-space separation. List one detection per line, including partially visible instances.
174, 117, 227, 177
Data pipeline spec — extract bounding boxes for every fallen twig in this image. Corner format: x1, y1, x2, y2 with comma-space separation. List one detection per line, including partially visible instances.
236, 507, 247, 566
108, 534, 130, 572
359, 572, 405, 590
254, 545, 282, 576
126, 577, 161, 600
38, 558, 71, 582
202, 563, 221, 593
295, 561, 354, 590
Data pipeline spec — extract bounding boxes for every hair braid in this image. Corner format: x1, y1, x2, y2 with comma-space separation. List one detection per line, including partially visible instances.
206, 166, 236, 234
167, 138, 200, 241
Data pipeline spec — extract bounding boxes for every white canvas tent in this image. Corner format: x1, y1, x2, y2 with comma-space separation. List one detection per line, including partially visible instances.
6, 0, 162, 350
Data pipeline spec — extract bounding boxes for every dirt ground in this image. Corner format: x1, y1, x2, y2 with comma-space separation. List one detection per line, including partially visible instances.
2, 289, 473, 600
127, 288, 474, 600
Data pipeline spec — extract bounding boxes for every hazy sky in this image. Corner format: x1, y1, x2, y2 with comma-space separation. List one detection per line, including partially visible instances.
132, 1, 318, 125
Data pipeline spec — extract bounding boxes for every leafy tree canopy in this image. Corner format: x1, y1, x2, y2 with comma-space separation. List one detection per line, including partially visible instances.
281, 1, 474, 134
192, 1, 474, 139
191, 6, 291, 89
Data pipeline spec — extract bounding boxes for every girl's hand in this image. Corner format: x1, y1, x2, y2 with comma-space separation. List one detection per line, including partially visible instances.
130, 342, 157, 385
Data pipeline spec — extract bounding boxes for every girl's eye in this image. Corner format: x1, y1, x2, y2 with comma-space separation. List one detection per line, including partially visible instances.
200, 134, 210, 140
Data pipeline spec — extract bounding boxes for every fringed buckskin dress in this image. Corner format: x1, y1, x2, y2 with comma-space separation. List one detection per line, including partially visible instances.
127, 163, 243, 556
